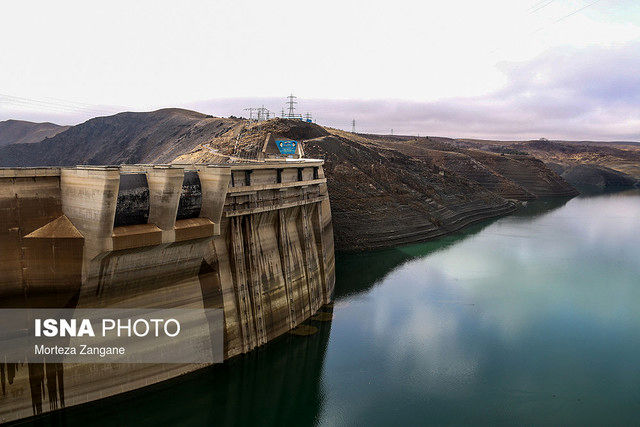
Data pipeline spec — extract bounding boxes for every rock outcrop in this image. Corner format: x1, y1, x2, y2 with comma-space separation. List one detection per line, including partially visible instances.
354, 136, 536, 200
302, 135, 516, 251
460, 150, 579, 197
499, 139, 640, 181
551, 163, 638, 190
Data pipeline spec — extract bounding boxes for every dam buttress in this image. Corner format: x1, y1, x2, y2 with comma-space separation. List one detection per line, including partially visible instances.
0, 159, 335, 422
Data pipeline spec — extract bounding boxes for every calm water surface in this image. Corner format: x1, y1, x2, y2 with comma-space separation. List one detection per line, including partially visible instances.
29, 190, 640, 426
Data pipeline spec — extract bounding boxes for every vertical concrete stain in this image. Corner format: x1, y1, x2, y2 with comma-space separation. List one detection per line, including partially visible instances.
1, 362, 5, 395
0, 162, 334, 422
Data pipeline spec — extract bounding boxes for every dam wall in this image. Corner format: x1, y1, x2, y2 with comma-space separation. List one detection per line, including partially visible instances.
0, 160, 335, 423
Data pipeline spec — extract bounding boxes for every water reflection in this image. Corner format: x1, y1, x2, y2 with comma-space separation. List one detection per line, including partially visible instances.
23, 191, 639, 426
32, 308, 334, 427
510, 196, 570, 218
335, 220, 499, 300
321, 190, 640, 425
335, 196, 570, 301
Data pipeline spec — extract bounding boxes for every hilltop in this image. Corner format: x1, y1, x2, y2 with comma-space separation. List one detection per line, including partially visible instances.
0, 119, 69, 146
0, 108, 585, 250
457, 137, 640, 188
173, 118, 579, 250
0, 109, 239, 166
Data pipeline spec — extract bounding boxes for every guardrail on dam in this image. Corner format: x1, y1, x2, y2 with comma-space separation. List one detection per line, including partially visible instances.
0, 160, 335, 422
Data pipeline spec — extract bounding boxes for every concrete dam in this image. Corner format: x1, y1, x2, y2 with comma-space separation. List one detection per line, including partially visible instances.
0, 158, 335, 422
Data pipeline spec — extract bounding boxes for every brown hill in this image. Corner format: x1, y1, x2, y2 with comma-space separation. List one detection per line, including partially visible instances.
320, 132, 576, 199
513, 140, 640, 180
303, 135, 516, 250
349, 136, 536, 200
0, 109, 239, 166
460, 149, 578, 197
174, 119, 517, 250
549, 163, 638, 191
0, 119, 69, 146
458, 138, 640, 180
0, 110, 580, 251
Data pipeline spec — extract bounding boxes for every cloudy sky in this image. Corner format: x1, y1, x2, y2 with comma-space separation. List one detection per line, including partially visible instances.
1, 0, 639, 140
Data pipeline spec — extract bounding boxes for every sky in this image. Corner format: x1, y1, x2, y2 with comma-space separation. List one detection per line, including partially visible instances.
1, 0, 640, 140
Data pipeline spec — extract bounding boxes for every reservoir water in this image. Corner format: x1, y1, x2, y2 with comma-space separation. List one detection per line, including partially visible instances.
33, 190, 640, 426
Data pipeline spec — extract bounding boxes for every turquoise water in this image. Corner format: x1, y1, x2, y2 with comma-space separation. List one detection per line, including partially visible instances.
29, 190, 640, 426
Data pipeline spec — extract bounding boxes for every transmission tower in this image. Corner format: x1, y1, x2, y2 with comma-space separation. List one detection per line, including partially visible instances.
243, 107, 256, 121
286, 94, 297, 118
257, 105, 272, 121
243, 106, 273, 122
351, 119, 356, 133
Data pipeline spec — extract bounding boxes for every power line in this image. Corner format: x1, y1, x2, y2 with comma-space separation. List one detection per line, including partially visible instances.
42, 96, 130, 113
1, 97, 103, 115
554, 0, 603, 23
2, 93, 107, 114
529, 0, 556, 14
0, 92, 118, 116
528, 0, 552, 11
532, 0, 604, 34
490, 0, 606, 54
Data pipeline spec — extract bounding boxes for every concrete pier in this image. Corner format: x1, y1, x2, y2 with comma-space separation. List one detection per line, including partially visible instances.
145, 166, 184, 241
0, 159, 335, 423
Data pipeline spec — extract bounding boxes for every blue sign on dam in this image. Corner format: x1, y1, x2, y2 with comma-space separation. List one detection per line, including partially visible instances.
275, 139, 298, 155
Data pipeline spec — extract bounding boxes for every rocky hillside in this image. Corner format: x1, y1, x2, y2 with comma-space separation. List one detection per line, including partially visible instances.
0, 109, 582, 251
174, 119, 547, 250
324, 132, 577, 199
0, 119, 69, 146
459, 150, 579, 197
0, 109, 239, 166
419, 150, 536, 200
513, 140, 640, 181
548, 163, 638, 191
459, 138, 640, 182
350, 136, 536, 200
303, 135, 515, 250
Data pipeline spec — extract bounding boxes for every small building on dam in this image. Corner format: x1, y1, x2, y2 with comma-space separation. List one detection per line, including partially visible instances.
0, 136, 335, 422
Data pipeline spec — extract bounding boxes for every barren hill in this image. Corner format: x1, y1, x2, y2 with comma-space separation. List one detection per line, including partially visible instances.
0, 109, 239, 166
549, 163, 637, 191
0, 109, 582, 250
322, 132, 577, 199
458, 137, 640, 183
176, 119, 580, 249
0, 119, 69, 146
513, 139, 640, 180
302, 135, 515, 250
350, 136, 536, 200
175, 120, 517, 250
